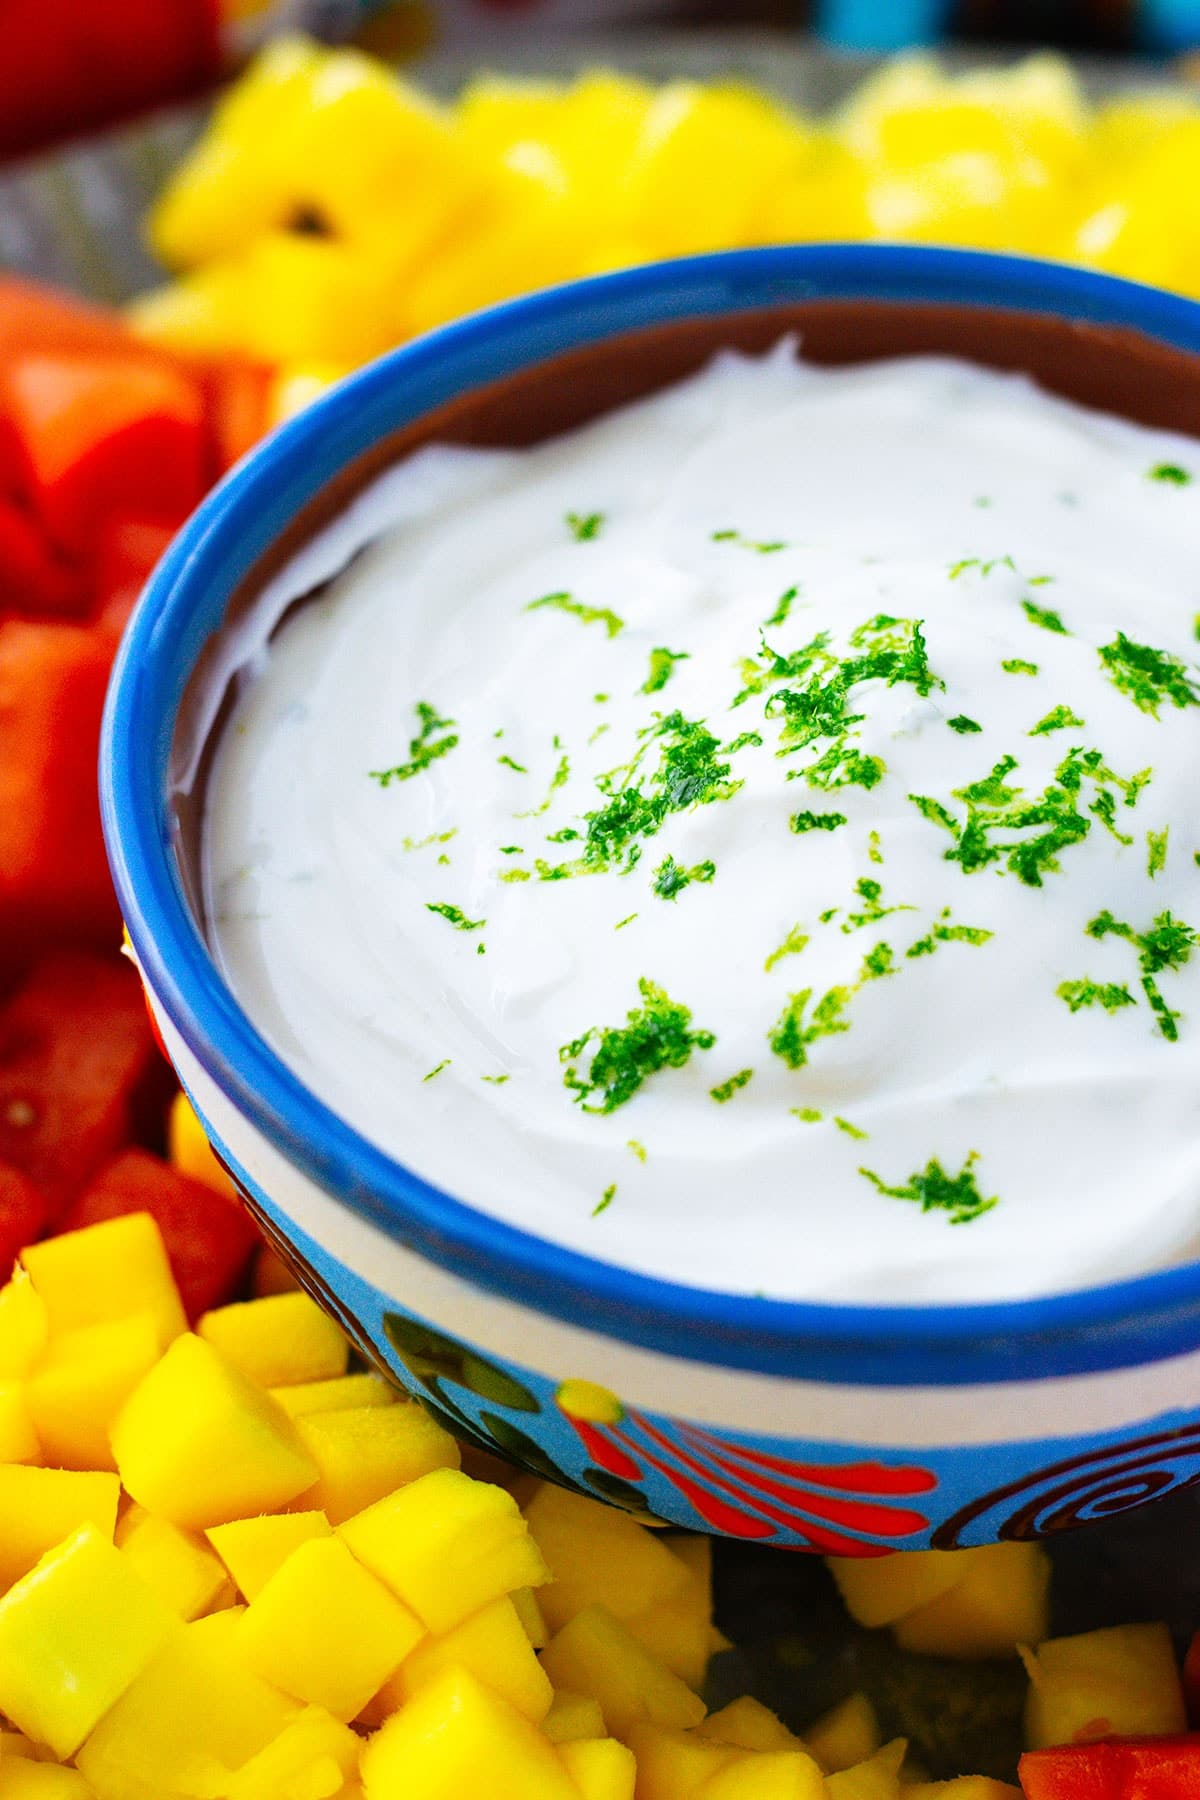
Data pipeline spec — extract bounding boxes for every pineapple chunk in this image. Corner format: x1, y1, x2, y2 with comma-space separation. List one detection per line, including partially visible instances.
114, 1507, 230, 1621
557, 1736, 637, 1800
827, 1548, 962, 1629
359, 1665, 578, 1800
238, 1536, 423, 1722
75, 1610, 297, 1796
295, 1401, 459, 1525
542, 1690, 606, 1745
388, 1594, 552, 1723
0, 1467, 120, 1592
827, 1739, 908, 1800
339, 1467, 544, 1632
1022, 1621, 1186, 1748
805, 1692, 881, 1772
893, 1542, 1050, 1658
111, 1333, 318, 1529
198, 1292, 348, 1389
206, 1510, 332, 1602
699, 1696, 800, 1753
26, 1313, 161, 1472
525, 1486, 691, 1632
22, 1215, 185, 1352
541, 1605, 707, 1739
0, 1524, 177, 1759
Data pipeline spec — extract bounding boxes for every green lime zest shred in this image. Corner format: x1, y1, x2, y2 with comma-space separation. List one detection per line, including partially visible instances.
1148, 828, 1169, 878
423, 1059, 451, 1082
561, 978, 716, 1114
593, 1184, 617, 1217
1029, 705, 1085, 737
1150, 462, 1192, 484
566, 510, 605, 541
370, 701, 458, 787
764, 925, 809, 973
1062, 909, 1200, 1042
947, 715, 982, 734
641, 647, 690, 695
790, 810, 848, 834
425, 902, 485, 931
1001, 659, 1039, 676
1098, 631, 1200, 717
1022, 599, 1069, 635
526, 590, 624, 638
652, 855, 716, 901
710, 1068, 754, 1103
859, 1153, 997, 1225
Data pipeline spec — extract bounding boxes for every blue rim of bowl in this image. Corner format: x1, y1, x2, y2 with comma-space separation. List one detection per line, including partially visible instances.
103, 242, 1200, 1389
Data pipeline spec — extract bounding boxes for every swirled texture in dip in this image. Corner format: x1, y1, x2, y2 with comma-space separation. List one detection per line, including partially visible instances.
203, 345, 1200, 1301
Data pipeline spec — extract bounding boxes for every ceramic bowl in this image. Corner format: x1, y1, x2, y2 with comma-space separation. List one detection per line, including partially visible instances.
102, 243, 1200, 1552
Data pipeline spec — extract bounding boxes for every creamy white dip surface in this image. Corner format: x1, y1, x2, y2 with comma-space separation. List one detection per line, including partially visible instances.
202, 345, 1200, 1302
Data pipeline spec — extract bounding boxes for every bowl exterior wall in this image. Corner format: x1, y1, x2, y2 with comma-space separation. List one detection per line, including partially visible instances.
151, 992, 1200, 1553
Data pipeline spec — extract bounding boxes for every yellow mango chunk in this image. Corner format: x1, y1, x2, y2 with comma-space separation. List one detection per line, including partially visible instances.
359, 1665, 578, 1800
542, 1690, 606, 1745
112, 1332, 318, 1529
525, 1486, 691, 1631
698, 1697, 800, 1753
511, 1584, 549, 1649
905, 1782, 1021, 1799
827, 1548, 963, 1629
541, 1605, 707, 1740
0, 1728, 36, 1758
625, 1722, 736, 1798
0, 1273, 48, 1378
893, 1543, 1050, 1659
703, 1749, 828, 1799
339, 1467, 543, 1633
0, 1768, 95, 1798
625, 1564, 712, 1691
0, 1382, 39, 1465
225, 1706, 361, 1800
827, 1739, 907, 1800
75, 1610, 297, 1798
26, 1313, 161, 1472
401, 200, 587, 342
558, 1736, 637, 1800
22, 1215, 185, 1352
0, 1523, 177, 1759
295, 1402, 459, 1526
239, 1535, 423, 1722
167, 1092, 233, 1196
271, 1374, 396, 1418
390, 1594, 552, 1723
114, 1508, 230, 1622
198, 1292, 348, 1389
805, 1692, 881, 1772
0, 1467, 120, 1591
1022, 1621, 1186, 1748
206, 1511, 333, 1602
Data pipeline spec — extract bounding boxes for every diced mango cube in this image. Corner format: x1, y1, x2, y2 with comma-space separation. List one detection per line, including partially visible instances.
703, 1749, 828, 1799
0, 1467, 120, 1591
111, 1332, 318, 1528
360, 1666, 578, 1800
0, 1523, 177, 1758
239, 1536, 423, 1721
0, 1383, 39, 1465
0, 1727, 36, 1758
625, 1565, 712, 1691
0, 1767, 96, 1797
826, 1739, 907, 1800
698, 1697, 800, 1753
624, 1722, 736, 1798
542, 1690, 606, 1744
893, 1542, 1050, 1659
827, 1548, 963, 1629
558, 1736, 637, 1800
0, 1273, 48, 1378
198, 1292, 348, 1389
390, 1594, 552, 1723
525, 1486, 691, 1631
271, 1374, 396, 1418
295, 1403, 459, 1525
206, 1510, 333, 1602
225, 1706, 361, 1800
26, 1313, 161, 1472
512, 1584, 548, 1649
1022, 1621, 1186, 1748
167, 1092, 234, 1196
22, 1215, 186, 1351
114, 1507, 230, 1621
541, 1605, 707, 1740
339, 1467, 543, 1633
75, 1611, 297, 1797
804, 1693, 881, 1772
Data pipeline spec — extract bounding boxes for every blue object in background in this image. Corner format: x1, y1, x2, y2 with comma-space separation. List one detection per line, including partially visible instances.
814, 0, 953, 51
1140, 0, 1200, 49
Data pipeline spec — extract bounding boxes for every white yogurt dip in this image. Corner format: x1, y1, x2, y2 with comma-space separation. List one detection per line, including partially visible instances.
202, 343, 1200, 1303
